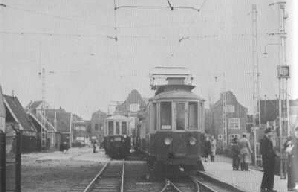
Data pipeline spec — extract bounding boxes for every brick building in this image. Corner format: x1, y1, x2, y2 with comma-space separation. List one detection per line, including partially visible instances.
205, 91, 248, 152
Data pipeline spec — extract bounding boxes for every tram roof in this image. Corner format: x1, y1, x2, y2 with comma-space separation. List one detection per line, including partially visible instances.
106, 114, 129, 121
150, 90, 204, 101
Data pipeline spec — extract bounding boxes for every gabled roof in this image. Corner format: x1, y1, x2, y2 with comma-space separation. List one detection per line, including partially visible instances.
4, 95, 36, 131
27, 111, 56, 132
116, 89, 147, 113
28, 100, 42, 109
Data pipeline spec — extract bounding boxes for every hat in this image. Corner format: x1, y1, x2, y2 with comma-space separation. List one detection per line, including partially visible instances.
265, 127, 273, 134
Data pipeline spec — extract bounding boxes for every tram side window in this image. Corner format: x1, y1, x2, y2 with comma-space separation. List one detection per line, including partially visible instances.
176, 103, 186, 130
108, 121, 113, 135
116, 121, 120, 135
160, 102, 172, 130
188, 102, 198, 130
122, 122, 127, 135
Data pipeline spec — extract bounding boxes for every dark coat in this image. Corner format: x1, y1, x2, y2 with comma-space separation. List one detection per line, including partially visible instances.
260, 136, 276, 161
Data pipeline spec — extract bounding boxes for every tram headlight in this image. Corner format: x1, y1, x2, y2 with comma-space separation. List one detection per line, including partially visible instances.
164, 137, 173, 145
189, 137, 197, 145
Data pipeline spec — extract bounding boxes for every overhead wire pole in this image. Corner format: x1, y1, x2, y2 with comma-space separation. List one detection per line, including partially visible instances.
268, 1, 289, 179
251, 4, 260, 166
39, 41, 48, 151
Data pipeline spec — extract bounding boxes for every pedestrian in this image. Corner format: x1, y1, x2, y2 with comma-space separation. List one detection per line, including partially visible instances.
210, 135, 217, 162
284, 136, 295, 191
260, 127, 277, 192
231, 137, 240, 170
238, 133, 252, 171
285, 127, 298, 191
93, 141, 97, 153
204, 136, 211, 162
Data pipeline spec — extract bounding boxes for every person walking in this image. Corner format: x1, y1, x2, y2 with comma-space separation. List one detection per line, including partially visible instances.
204, 136, 211, 162
239, 133, 252, 171
210, 135, 217, 162
231, 137, 240, 170
260, 128, 277, 192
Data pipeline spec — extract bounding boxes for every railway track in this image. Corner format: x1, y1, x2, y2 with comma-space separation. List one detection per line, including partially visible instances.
69, 160, 245, 192
69, 160, 124, 192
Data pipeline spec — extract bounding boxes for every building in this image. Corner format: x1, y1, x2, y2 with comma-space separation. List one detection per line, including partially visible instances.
90, 110, 107, 145
259, 98, 298, 135
205, 91, 248, 152
116, 89, 147, 145
27, 101, 83, 149
72, 120, 89, 146
4, 95, 38, 153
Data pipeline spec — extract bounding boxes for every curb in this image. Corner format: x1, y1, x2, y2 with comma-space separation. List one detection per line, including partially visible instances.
197, 170, 249, 192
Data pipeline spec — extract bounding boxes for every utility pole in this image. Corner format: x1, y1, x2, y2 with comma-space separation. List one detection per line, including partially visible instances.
251, 4, 260, 166
269, 1, 289, 179
215, 73, 227, 149
40, 67, 47, 151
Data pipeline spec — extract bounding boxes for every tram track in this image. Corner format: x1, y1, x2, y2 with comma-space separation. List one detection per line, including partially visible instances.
69, 159, 246, 192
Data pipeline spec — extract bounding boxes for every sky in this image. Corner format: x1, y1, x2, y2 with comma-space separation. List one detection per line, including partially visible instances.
0, 0, 297, 120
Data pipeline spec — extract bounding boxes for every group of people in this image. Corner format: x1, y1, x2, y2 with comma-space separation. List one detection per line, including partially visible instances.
258, 126, 298, 192
231, 133, 252, 171
203, 135, 217, 162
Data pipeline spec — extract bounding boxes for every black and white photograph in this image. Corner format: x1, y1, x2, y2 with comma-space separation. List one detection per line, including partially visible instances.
0, 0, 297, 192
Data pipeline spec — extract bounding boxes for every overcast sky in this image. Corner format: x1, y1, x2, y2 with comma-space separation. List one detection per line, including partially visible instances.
0, 0, 297, 119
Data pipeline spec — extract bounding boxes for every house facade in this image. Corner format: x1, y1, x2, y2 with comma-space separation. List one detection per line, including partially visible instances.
205, 91, 248, 152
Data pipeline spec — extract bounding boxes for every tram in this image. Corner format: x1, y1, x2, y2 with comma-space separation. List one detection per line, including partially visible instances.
137, 67, 206, 178
103, 114, 131, 159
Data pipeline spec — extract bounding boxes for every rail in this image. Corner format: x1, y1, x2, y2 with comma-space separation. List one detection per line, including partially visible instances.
83, 162, 109, 192
120, 160, 125, 192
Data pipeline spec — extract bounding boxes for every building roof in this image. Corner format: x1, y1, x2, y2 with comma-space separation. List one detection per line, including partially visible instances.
4, 95, 36, 131
116, 89, 147, 114
28, 100, 43, 109
0, 86, 5, 120
151, 90, 204, 101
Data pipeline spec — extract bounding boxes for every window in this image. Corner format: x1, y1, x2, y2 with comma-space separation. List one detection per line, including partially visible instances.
153, 103, 157, 130
122, 122, 127, 135
228, 118, 240, 129
160, 102, 172, 130
188, 102, 198, 130
116, 121, 120, 134
176, 103, 185, 130
108, 121, 113, 135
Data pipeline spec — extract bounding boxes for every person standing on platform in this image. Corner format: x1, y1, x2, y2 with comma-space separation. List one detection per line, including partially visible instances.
260, 128, 277, 192
204, 136, 211, 162
239, 133, 252, 171
210, 135, 217, 162
285, 127, 298, 191
231, 137, 240, 170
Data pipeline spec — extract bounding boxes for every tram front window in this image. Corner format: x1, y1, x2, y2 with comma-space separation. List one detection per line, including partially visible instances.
116, 121, 120, 135
108, 121, 113, 135
122, 122, 127, 135
176, 103, 185, 130
188, 102, 198, 130
160, 102, 172, 130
